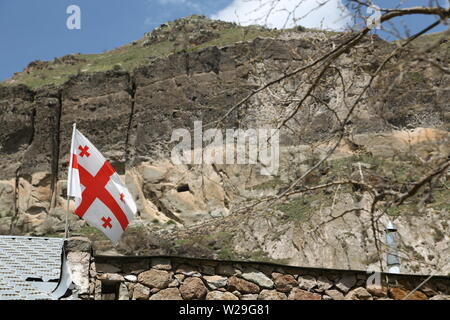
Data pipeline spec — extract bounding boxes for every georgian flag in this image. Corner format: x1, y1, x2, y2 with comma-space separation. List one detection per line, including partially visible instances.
67, 125, 136, 243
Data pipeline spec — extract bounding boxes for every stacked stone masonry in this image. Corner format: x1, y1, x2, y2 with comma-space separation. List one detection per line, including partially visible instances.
66, 238, 450, 301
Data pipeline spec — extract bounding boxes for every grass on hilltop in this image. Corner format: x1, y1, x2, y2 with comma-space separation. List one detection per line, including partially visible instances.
2, 25, 282, 89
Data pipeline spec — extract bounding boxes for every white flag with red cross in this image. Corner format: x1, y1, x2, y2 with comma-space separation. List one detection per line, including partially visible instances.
67, 124, 136, 243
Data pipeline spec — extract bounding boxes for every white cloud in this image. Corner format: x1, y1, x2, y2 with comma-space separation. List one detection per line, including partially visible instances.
211, 0, 353, 31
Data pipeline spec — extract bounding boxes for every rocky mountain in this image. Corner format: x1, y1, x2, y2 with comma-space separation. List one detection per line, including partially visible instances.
0, 15, 448, 275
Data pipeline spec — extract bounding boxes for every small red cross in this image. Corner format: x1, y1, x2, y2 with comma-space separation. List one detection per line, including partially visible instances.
101, 217, 112, 229
120, 193, 125, 202
78, 145, 90, 158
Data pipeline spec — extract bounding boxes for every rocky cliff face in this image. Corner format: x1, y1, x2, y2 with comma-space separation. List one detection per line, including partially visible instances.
0, 16, 448, 275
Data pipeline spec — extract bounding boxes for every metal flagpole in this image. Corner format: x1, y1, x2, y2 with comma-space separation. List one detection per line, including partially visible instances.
65, 123, 77, 239
65, 199, 70, 239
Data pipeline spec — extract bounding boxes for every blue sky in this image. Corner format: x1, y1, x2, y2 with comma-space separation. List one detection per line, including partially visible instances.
0, 0, 448, 81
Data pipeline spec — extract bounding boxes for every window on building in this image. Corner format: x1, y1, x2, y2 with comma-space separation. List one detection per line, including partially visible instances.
100, 280, 121, 300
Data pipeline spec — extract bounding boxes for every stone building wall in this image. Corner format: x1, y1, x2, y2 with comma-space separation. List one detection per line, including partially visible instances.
65, 237, 450, 300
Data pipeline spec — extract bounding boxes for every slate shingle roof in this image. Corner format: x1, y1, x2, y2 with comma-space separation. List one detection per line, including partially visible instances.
0, 236, 64, 300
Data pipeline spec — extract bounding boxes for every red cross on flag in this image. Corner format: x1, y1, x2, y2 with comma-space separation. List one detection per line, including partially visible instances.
67, 124, 136, 243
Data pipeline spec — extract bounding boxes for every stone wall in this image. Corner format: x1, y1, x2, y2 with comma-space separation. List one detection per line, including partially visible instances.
66, 238, 450, 301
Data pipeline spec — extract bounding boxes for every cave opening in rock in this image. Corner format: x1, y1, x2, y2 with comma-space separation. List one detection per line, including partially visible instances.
176, 184, 190, 193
